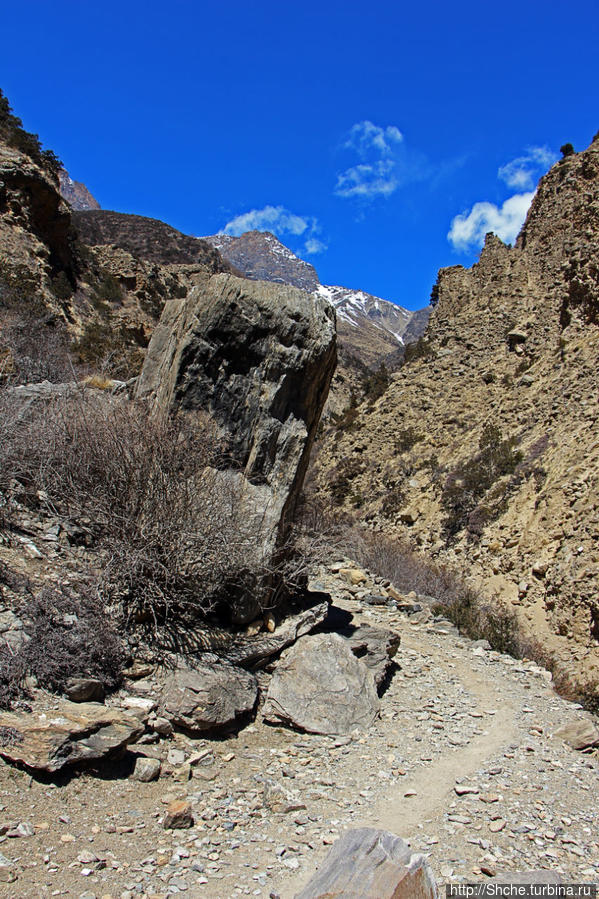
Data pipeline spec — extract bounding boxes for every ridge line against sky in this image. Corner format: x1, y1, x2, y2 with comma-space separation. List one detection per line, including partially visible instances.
1, 0, 597, 310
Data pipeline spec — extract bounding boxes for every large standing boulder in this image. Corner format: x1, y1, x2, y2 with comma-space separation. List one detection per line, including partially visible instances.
296, 827, 437, 899
136, 273, 336, 549
262, 632, 380, 734
136, 275, 336, 619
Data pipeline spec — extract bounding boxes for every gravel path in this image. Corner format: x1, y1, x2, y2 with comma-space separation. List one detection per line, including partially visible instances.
1, 594, 598, 898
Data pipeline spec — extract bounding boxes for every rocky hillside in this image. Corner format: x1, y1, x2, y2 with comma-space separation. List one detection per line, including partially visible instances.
58, 169, 100, 210
74, 209, 233, 272
0, 131, 239, 382
314, 133, 599, 696
207, 230, 320, 291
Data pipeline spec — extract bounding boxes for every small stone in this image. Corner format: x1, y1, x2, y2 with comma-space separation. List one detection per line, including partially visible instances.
172, 763, 191, 782
131, 757, 161, 782
150, 717, 173, 736
66, 678, 105, 703
167, 749, 187, 767
7, 821, 35, 838
163, 800, 194, 830
489, 819, 506, 833
454, 784, 479, 796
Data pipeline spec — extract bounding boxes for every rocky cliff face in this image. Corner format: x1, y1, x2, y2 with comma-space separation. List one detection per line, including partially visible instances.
315, 134, 599, 694
0, 143, 76, 304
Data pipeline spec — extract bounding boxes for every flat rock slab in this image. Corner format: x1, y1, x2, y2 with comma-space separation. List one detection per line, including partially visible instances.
159, 661, 257, 732
296, 827, 437, 899
222, 601, 329, 668
0, 701, 144, 773
553, 719, 599, 750
262, 632, 379, 735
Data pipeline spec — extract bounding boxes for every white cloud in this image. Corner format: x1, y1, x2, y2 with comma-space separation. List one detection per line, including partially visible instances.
448, 192, 535, 250
344, 120, 403, 157
335, 121, 433, 202
221, 205, 327, 258
498, 146, 557, 190
335, 160, 398, 199
223, 205, 314, 237
304, 237, 327, 255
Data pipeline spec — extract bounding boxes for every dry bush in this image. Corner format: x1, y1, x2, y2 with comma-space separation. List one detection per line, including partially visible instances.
0, 310, 73, 385
20, 586, 127, 695
0, 584, 127, 710
0, 388, 301, 629
0, 645, 27, 711
341, 526, 479, 607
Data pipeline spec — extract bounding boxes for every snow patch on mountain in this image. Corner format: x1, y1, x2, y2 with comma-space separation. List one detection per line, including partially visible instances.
316, 284, 410, 345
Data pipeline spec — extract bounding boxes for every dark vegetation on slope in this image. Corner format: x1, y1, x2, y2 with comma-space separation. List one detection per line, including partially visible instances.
0, 88, 61, 176
73, 210, 236, 273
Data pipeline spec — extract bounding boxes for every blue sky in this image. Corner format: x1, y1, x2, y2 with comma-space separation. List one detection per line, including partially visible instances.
2, 1, 597, 310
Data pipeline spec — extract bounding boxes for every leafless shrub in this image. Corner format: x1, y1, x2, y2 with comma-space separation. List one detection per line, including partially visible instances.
0, 310, 73, 385
0, 388, 307, 629
341, 526, 479, 607
0, 584, 127, 709
20, 586, 127, 694
0, 645, 27, 710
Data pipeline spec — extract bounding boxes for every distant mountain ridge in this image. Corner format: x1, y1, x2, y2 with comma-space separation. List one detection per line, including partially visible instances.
207, 231, 320, 292
58, 170, 100, 211
73, 210, 235, 273
204, 231, 429, 369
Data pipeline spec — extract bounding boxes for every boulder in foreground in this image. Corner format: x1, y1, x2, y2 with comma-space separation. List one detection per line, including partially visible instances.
296, 827, 437, 899
262, 632, 379, 734
0, 701, 144, 773
159, 661, 258, 732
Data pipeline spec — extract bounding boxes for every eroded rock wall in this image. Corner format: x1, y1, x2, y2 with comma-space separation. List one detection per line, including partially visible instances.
314, 133, 599, 691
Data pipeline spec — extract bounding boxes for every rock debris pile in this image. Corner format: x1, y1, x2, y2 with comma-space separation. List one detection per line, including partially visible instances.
0, 560, 598, 898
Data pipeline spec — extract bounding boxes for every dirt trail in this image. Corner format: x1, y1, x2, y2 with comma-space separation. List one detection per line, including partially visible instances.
1, 595, 598, 898
284, 629, 523, 898
370, 631, 520, 839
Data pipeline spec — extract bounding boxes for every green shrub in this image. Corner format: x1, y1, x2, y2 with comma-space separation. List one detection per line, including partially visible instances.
403, 337, 434, 365
560, 142, 574, 158
362, 364, 390, 403
441, 424, 523, 539
0, 89, 62, 175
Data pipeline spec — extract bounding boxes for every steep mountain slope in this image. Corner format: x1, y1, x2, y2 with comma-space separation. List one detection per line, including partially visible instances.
58, 170, 100, 211
207, 230, 320, 292
74, 210, 233, 272
315, 133, 599, 694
